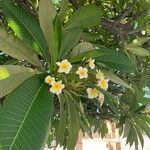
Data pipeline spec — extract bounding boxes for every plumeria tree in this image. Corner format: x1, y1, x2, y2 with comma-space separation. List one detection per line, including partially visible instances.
0, 0, 150, 150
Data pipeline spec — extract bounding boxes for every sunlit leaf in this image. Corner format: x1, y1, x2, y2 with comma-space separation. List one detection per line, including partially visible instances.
0, 28, 41, 66
0, 65, 37, 98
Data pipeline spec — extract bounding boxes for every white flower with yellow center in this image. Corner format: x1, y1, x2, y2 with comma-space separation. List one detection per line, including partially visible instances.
88, 58, 95, 69
96, 70, 105, 80
76, 67, 88, 79
50, 81, 65, 95
56, 59, 72, 74
97, 79, 109, 91
45, 75, 55, 85
86, 88, 99, 99
98, 92, 104, 105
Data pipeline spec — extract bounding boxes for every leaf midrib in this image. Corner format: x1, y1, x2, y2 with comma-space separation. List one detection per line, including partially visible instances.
9, 82, 44, 150
4, 3, 42, 51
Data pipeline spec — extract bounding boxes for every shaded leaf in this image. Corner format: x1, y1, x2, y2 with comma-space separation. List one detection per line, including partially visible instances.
59, 0, 69, 22
51, 16, 62, 68
70, 49, 135, 72
71, 42, 94, 56
67, 5, 102, 28
57, 94, 67, 146
59, 27, 82, 58
126, 46, 150, 56
39, 0, 56, 54
128, 37, 150, 47
64, 91, 80, 150
102, 70, 133, 91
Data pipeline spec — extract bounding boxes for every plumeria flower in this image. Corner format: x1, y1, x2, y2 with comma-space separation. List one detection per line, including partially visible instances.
96, 70, 105, 80
50, 80, 65, 95
88, 58, 95, 69
97, 79, 109, 91
98, 92, 104, 106
56, 59, 72, 74
86, 88, 99, 99
45, 75, 55, 85
76, 67, 88, 79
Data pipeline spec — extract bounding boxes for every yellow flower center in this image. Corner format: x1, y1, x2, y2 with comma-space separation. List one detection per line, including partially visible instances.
47, 78, 53, 83
79, 69, 86, 75
101, 80, 107, 87
91, 88, 98, 96
53, 82, 62, 91
60, 63, 68, 69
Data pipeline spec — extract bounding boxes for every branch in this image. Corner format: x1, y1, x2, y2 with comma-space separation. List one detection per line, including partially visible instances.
16, 0, 38, 17
69, 0, 79, 9
114, 0, 138, 22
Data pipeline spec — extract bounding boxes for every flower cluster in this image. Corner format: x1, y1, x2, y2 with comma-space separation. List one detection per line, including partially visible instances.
45, 76, 65, 95
45, 58, 109, 105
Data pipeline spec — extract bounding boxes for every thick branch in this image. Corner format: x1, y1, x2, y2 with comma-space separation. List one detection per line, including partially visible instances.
114, 0, 138, 22
69, 0, 79, 9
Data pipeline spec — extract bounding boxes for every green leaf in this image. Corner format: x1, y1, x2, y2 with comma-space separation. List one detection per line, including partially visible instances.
127, 37, 150, 47
102, 70, 133, 91
0, 75, 54, 150
69, 49, 104, 63
70, 49, 135, 72
0, 65, 37, 98
39, 0, 56, 54
57, 94, 67, 146
67, 5, 102, 28
71, 42, 94, 56
96, 50, 135, 73
126, 46, 150, 56
64, 91, 80, 150
59, 0, 69, 22
81, 32, 101, 41
59, 27, 82, 59
0, 28, 41, 66
51, 16, 62, 68
2, 1, 50, 60
134, 124, 144, 148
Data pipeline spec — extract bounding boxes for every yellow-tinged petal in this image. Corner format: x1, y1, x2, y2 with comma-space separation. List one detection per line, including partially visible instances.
97, 79, 109, 91
88, 58, 95, 69
56, 59, 72, 74
98, 92, 104, 105
45, 75, 55, 84
86, 88, 98, 99
50, 80, 65, 95
76, 66, 88, 79
96, 70, 105, 80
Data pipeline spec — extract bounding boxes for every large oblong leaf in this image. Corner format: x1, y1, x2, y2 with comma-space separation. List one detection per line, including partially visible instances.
64, 91, 80, 150
0, 65, 37, 98
59, 27, 82, 59
126, 46, 150, 56
102, 70, 133, 91
39, 0, 56, 52
0, 75, 54, 150
67, 5, 102, 28
70, 49, 135, 73
2, 1, 50, 61
59, 0, 69, 22
0, 28, 41, 66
